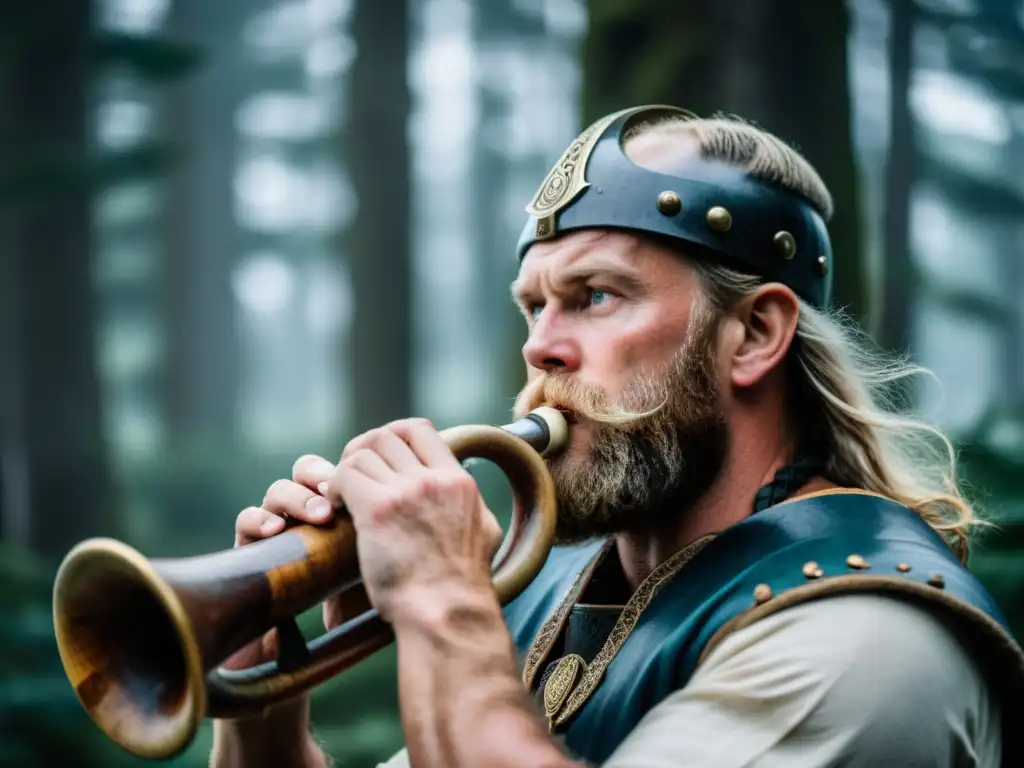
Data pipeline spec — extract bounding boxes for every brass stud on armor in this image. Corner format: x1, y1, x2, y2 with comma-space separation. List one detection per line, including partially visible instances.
846, 554, 869, 570
656, 190, 682, 216
802, 561, 823, 579
816, 255, 829, 276
927, 573, 945, 589
896, 562, 911, 573
753, 583, 773, 604
773, 231, 797, 260
706, 206, 732, 233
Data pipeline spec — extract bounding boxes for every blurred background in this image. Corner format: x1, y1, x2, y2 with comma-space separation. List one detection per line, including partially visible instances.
2, 0, 1023, 765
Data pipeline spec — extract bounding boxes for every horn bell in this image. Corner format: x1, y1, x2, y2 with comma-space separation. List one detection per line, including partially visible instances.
52, 538, 206, 760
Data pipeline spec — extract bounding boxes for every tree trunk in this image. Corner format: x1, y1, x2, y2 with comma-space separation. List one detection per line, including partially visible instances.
0, 3, 115, 558
879, 0, 916, 356
473, 5, 549, 416
583, 0, 868, 323
161, 0, 242, 443
346, 0, 413, 433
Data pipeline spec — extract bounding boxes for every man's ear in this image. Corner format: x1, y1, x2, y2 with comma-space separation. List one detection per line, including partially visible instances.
728, 284, 800, 389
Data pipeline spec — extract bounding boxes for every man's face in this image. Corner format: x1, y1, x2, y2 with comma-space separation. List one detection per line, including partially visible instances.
511, 230, 730, 542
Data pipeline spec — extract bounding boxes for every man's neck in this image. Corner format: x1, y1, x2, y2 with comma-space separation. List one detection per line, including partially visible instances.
612, 420, 828, 592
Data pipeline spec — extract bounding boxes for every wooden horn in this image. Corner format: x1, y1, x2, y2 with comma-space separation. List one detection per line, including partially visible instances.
51, 407, 568, 760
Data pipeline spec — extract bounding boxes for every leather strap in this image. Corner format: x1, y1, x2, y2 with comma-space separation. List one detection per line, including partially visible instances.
752, 452, 826, 514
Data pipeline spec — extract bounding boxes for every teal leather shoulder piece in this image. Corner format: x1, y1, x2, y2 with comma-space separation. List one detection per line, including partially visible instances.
503, 492, 1024, 766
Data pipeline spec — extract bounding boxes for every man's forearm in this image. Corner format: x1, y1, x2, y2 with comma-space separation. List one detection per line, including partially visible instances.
391, 586, 579, 768
210, 697, 330, 768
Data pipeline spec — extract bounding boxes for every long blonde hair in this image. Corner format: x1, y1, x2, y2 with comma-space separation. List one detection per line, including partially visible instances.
627, 115, 982, 563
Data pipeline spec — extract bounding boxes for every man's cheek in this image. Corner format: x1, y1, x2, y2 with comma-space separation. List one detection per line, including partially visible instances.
567, 422, 594, 455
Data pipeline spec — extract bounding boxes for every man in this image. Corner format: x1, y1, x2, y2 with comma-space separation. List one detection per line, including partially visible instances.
210, 105, 1023, 768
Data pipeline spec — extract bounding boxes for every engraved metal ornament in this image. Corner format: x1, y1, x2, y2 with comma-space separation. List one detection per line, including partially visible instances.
525, 108, 636, 240
543, 654, 585, 723
549, 533, 715, 729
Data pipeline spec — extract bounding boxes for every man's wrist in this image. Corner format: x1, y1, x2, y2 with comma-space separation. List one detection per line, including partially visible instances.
388, 581, 504, 639
213, 733, 327, 768
211, 697, 329, 768
388, 581, 580, 768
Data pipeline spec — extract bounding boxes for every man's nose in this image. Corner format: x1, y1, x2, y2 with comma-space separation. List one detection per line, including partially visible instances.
522, 314, 581, 373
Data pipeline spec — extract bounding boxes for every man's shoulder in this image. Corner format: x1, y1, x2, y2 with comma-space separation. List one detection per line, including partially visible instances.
714, 594, 1004, 763
603, 594, 1004, 768
700, 489, 1010, 636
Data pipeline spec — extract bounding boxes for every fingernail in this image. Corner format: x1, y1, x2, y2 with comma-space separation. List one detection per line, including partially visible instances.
261, 517, 284, 535
317, 481, 329, 496
307, 497, 332, 520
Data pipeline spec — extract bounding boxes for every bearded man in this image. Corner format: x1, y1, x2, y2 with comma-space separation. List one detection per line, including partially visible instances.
210, 105, 1023, 768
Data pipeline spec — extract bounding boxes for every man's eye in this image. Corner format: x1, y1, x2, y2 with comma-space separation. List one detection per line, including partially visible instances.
530, 304, 544, 320
589, 289, 610, 306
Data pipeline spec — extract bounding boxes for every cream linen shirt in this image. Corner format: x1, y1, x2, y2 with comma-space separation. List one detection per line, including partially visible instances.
376, 594, 1001, 767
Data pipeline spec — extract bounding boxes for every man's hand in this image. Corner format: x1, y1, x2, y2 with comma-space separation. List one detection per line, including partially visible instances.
320, 418, 575, 768
215, 419, 572, 768
321, 418, 503, 623
226, 453, 363, 669
211, 455, 344, 768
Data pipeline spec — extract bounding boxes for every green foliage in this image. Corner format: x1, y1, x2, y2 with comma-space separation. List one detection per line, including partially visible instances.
0, 20, 202, 208
122, 433, 289, 556
93, 31, 203, 83
0, 141, 185, 208
957, 407, 1024, 639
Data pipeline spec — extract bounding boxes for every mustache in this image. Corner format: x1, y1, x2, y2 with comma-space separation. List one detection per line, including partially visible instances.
513, 373, 667, 428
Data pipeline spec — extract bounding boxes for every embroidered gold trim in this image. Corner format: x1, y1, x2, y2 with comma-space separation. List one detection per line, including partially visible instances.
552, 534, 715, 727
521, 542, 613, 690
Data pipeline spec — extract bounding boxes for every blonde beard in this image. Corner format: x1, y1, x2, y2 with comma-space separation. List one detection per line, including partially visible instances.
513, 312, 729, 543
